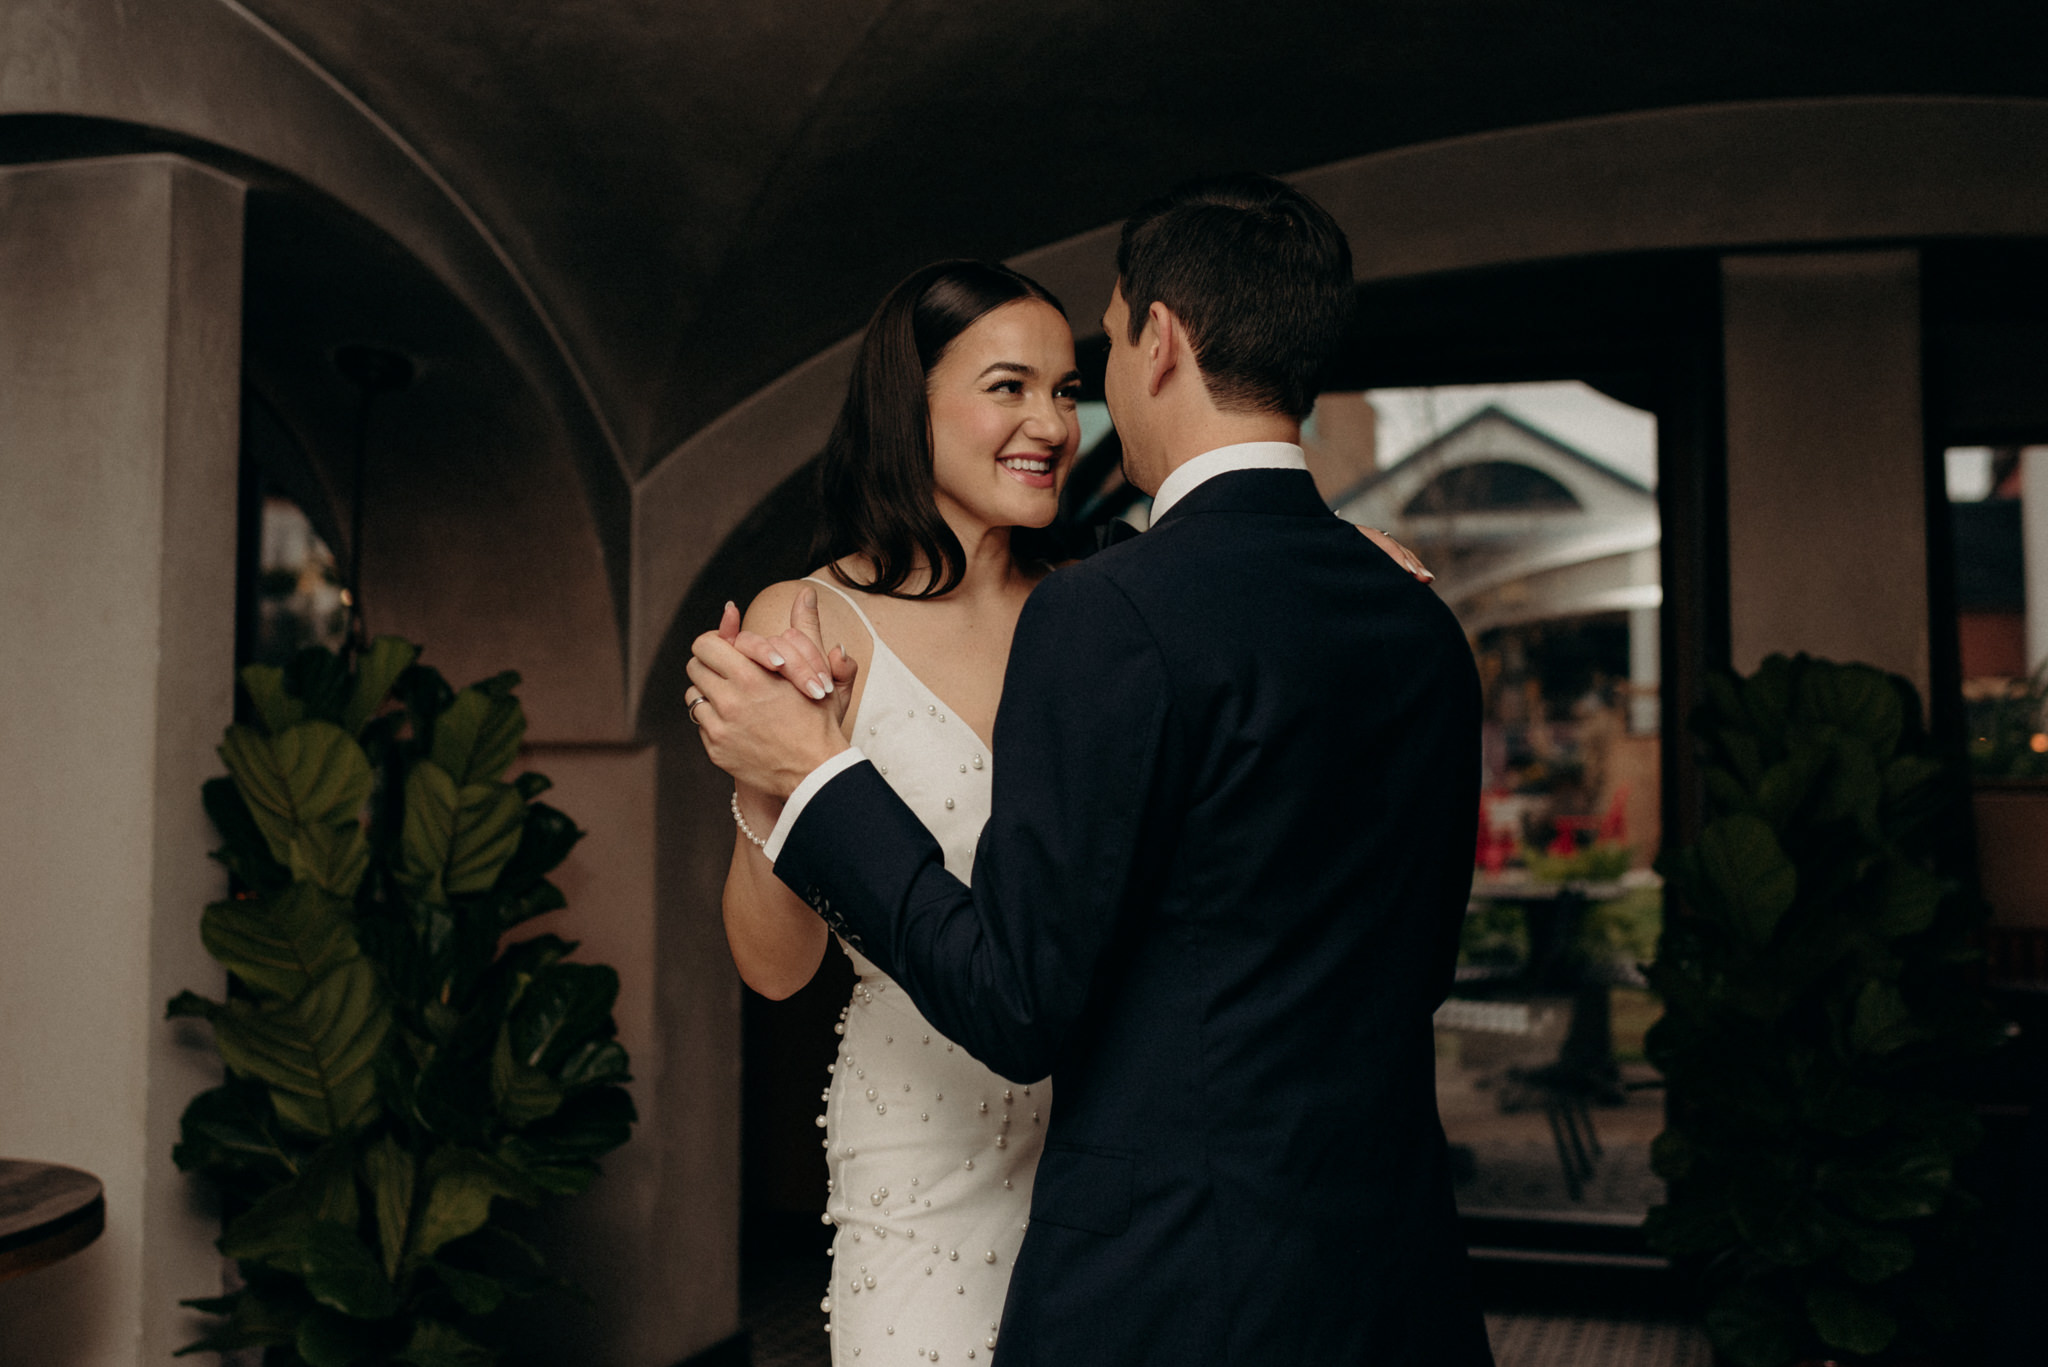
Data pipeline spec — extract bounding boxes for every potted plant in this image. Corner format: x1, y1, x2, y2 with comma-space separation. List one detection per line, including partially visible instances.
168, 638, 635, 1366
1644, 654, 2002, 1367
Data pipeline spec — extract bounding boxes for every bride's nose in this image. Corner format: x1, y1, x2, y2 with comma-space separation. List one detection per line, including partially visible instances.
1020, 394, 1070, 448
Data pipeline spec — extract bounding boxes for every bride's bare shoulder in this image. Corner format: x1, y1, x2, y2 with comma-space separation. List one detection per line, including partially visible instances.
744, 570, 875, 657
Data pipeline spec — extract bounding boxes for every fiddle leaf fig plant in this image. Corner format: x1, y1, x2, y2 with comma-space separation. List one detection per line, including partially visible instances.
169, 639, 634, 1366
1645, 654, 2001, 1367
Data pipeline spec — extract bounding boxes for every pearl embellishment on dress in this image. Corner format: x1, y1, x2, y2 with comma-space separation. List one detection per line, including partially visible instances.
815, 629, 1036, 1366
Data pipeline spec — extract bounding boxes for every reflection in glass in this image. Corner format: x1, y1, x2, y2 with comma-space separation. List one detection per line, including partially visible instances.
1950, 445, 2048, 778
254, 495, 348, 667
1330, 383, 1665, 1219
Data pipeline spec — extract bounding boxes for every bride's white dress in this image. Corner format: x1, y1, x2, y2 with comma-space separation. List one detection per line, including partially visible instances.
807, 578, 1047, 1365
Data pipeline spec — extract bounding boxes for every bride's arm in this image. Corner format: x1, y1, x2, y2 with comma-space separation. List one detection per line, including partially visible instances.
717, 581, 849, 998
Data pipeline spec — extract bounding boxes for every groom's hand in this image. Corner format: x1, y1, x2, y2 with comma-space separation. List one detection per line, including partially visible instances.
688, 610, 853, 799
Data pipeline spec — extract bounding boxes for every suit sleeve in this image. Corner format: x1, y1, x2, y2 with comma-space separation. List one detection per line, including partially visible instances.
773, 568, 1170, 1083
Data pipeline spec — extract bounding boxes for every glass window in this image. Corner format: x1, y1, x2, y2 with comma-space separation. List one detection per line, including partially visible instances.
1332, 381, 1667, 1220
1950, 445, 2046, 776
253, 494, 348, 666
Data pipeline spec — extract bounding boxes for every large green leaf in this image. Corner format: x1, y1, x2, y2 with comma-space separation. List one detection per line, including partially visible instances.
1870, 860, 1945, 939
1806, 1284, 1898, 1355
1817, 1139, 1953, 1221
521, 1084, 636, 1158
173, 1284, 303, 1357
1704, 1283, 1799, 1367
362, 1134, 416, 1282
493, 801, 584, 897
1732, 1185, 1836, 1267
398, 763, 460, 906
1740, 655, 1796, 748
1647, 1130, 1694, 1182
1835, 1224, 1914, 1283
430, 687, 526, 789
1698, 814, 1798, 945
490, 1027, 566, 1126
509, 962, 618, 1074
555, 1038, 631, 1092
221, 722, 374, 867
398, 764, 526, 905
395, 1319, 494, 1367
1754, 745, 1825, 831
202, 776, 292, 893
1848, 980, 1921, 1057
494, 879, 568, 934
296, 1306, 381, 1367
448, 785, 526, 897
202, 882, 359, 1003
220, 1147, 361, 1266
1803, 730, 1884, 831
426, 1261, 507, 1316
212, 957, 390, 1136
297, 1220, 398, 1320
1797, 661, 1904, 758
406, 1148, 544, 1269
241, 663, 307, 736
289, 822, 373, 900
342, 637, 421, 737
173, 1081, 294, 1181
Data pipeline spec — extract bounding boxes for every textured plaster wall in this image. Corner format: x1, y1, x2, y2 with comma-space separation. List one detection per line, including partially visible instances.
0, 154, 243, 1367
1722, 250, 1931, 701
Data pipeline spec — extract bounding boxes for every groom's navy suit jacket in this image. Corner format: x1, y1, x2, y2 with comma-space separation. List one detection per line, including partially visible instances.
778, 468, 1493, 1365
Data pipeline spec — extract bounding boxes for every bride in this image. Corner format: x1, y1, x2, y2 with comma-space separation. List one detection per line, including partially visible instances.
714, 259, 1426, 1363
722, 259, 1078, 1365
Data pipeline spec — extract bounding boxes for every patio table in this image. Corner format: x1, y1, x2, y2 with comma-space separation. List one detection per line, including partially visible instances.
0, 1159, 104, 1282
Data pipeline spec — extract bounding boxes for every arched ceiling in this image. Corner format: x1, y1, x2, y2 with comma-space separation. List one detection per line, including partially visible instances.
238, 0, 2048, 475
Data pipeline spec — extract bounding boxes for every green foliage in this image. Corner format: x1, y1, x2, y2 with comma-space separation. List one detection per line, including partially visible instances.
1645, 654, 2002, 1366
171, 639, 634, 1365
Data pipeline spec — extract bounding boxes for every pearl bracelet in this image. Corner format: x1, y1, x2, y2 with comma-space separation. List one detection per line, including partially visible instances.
731, 791, 768, 849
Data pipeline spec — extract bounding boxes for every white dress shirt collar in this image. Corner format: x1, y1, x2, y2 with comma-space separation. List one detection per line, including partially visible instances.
1147, 441, 1308, 522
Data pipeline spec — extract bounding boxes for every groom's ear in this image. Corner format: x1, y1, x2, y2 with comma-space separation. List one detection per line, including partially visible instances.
1145, 300, 1179, 397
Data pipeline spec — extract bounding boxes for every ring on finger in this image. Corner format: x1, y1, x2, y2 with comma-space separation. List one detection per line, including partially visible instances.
687, 695, 707, 726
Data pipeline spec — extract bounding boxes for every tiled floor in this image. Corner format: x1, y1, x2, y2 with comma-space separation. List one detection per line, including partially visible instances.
742, 1255, 1714, 1367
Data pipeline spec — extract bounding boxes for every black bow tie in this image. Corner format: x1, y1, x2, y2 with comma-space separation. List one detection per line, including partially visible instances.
1092, 518, 1143, 552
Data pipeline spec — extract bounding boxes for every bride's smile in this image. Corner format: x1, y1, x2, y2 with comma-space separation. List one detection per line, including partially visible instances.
926, 297, 1081, 535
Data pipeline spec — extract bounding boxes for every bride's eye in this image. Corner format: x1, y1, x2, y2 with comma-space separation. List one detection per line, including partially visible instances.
986, 379, 1024, 395
1055, 384, 1082, 404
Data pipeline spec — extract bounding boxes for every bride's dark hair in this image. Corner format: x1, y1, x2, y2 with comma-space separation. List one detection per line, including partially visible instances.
812, 259, 1067, 599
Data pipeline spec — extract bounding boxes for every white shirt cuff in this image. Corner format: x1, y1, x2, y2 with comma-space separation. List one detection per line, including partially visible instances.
763, 747, 868, 863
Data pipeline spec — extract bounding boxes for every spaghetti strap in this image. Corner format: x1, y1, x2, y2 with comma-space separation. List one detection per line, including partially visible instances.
802, 575, 882, 639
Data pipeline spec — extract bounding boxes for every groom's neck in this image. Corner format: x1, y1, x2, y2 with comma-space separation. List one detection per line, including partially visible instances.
1142, 409, 1302, 494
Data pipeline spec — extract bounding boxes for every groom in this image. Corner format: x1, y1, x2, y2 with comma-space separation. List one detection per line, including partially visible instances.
692, 174, 1492, 1365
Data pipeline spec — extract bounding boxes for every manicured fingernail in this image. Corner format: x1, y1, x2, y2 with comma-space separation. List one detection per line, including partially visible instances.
769, 651, 786, 667
806, 680, 826, 700
1420, 570, 1436, 582
726, 600, 737, 614
819, 673, 835, 694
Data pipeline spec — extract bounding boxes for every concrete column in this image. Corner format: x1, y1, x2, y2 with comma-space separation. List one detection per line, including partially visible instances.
1722, 251, 1930, 704
1628, 603, 1661, 735
2023, 446, 2048, 678
0, 156, 244, 1366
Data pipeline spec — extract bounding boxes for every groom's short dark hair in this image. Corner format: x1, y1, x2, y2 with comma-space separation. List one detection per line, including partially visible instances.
1115, 173, 1353, 420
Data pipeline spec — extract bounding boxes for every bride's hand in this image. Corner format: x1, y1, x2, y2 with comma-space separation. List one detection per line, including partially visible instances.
1358, 525, 1434, 583
717, 591, 859, 726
